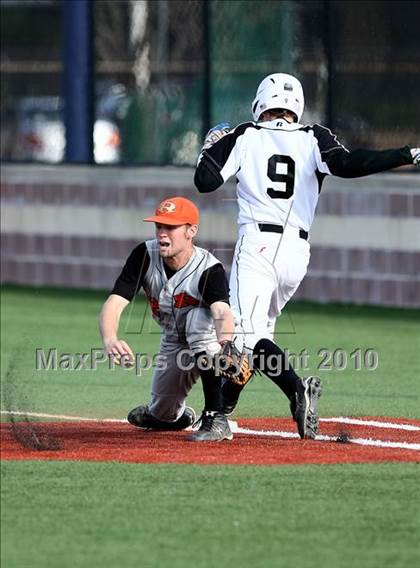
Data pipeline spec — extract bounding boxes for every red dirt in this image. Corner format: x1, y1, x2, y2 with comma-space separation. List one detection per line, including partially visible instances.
1, 417, 419, 466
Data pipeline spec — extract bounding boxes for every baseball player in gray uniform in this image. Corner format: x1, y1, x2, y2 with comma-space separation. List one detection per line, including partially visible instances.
99, 197, 235, 441
194, 72, 419, 439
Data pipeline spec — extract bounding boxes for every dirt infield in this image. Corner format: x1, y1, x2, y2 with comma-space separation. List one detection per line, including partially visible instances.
1, 416, 419, 465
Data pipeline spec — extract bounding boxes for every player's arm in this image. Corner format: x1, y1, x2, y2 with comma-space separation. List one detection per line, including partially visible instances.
210, 301, 235, 344
198, 263, 234, 343
327, 146, 414, 178
312, 124, 416, 178
98, 242, 150, 365
194, 122, 252, 192
99, 294, 134, 364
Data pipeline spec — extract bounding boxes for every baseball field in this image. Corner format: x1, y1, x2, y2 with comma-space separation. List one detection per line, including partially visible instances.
1, 285, 419, 568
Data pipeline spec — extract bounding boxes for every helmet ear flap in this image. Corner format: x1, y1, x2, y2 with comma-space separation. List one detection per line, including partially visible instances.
252, 99, 259, 120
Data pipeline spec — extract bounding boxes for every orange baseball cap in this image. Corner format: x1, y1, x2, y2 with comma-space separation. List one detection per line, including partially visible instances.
144, 197, 199, 225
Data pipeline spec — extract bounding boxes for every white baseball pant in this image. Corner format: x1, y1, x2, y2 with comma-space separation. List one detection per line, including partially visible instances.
229, 223, 310, 351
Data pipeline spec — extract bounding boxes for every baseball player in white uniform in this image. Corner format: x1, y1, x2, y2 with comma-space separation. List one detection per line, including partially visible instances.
194, 72, 419, 439
99, 197, 235, 441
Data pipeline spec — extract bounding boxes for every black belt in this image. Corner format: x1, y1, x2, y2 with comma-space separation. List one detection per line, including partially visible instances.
258, 223, 308, 241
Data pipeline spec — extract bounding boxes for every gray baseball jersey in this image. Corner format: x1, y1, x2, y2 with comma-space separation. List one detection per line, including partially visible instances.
143, 239, 222, 343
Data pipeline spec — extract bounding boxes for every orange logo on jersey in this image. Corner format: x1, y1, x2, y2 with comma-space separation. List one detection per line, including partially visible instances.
157, 201, 176, 214
173, 292, 200, 309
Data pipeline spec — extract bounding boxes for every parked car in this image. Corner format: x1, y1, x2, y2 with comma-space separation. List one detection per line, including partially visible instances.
13, 97, 64, 163
3, 96, 122, 163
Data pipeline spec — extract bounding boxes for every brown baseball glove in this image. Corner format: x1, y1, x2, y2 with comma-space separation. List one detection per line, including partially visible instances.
216, 340, 254, 386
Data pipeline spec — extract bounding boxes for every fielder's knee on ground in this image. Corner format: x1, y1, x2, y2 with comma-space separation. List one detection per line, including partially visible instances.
148, 394, 188, 423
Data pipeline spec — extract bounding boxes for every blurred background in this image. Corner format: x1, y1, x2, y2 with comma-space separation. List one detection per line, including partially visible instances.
1, 0, 419, 166
1, 0, 419, 307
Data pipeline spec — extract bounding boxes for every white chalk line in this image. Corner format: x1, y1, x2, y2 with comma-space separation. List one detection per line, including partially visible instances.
1, 410, 419, 451
2, 410, 419, 431
320, 417, 420, 432
0, 410, 126, 423
234, 427, 420, 451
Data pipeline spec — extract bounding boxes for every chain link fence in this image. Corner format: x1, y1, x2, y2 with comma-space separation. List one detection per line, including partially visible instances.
1, 0, 419, 165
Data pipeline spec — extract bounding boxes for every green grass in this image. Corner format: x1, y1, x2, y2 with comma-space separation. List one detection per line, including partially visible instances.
1, 285, 420, 568
1, 285, 419, 419
2, 461, 419, 568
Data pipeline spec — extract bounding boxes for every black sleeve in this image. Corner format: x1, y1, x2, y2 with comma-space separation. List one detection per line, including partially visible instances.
111, 242, 150, 301
194, 153, 225, 193
194, 122, 255, 193
326, 146, 413, 178
312, 124, 413, 178
312, 123, 348, 155
198, 263, 230, 307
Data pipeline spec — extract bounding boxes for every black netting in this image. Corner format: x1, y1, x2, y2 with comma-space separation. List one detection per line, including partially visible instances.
1, 0, 419, 165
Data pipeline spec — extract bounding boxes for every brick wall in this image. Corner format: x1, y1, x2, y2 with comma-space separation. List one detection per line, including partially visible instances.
1, 164, 419, 307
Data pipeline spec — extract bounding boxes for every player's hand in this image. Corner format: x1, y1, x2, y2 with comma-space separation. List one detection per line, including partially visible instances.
202, 122, 231, 150
104, 338, 135, 367
410, 148, 420, 166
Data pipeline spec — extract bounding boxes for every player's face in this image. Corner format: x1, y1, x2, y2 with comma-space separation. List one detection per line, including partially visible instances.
155, 223, 197, 259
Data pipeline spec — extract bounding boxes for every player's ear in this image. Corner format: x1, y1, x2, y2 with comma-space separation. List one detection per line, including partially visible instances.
187, 224, 198, 239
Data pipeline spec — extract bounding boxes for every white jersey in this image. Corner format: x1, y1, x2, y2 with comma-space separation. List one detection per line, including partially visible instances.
198, 119, 347, 231
194, 116, 413, 352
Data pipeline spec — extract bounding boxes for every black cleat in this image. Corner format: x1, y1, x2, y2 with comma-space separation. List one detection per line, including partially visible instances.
189, 410, 233, 442
127, 405, 196, 431
294, 376, 322, 439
